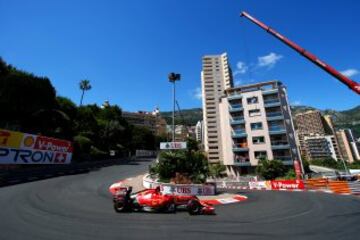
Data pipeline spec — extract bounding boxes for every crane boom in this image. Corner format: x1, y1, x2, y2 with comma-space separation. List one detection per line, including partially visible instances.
240, 11, 360, 95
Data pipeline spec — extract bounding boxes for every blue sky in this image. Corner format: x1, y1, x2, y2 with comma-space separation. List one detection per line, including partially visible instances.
1, 0, 359, 112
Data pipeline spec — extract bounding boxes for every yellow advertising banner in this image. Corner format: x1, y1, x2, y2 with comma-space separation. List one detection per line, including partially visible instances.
0, 129, 23, 148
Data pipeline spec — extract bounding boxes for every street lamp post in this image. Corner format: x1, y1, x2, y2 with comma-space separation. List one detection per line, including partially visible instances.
168, 73, 181, 142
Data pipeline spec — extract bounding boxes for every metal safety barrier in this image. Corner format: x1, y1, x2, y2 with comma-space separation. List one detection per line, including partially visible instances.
0, 157, 131, 187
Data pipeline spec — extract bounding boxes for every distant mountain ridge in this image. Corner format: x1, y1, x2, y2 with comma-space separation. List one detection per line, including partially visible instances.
161, 105, 360, 137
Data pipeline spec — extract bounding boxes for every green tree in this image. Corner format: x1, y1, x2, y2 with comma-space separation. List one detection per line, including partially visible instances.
56, 96, 78, 120
310, 157, 343, 170
0, 58, 57, 132
302, 158, 311, 173
256, 159, 287, 180
281, 169, 296, 180
79, 79, 91, 106
130, 126, 156, 151
209, 163, 226, 178
150, 150, 209, 183
186, 137, 199, 152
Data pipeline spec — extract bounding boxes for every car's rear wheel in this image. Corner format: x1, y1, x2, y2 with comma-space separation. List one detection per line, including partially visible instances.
187, 200, 202, 215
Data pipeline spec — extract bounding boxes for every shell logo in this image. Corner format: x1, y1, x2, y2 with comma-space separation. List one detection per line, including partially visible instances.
23, 136, 35, 147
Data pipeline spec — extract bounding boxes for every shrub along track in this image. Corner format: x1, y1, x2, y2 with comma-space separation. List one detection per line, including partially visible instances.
0, 158, 359, 240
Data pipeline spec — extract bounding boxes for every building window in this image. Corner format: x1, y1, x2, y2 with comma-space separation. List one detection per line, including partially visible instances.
249, 109, 261, 117
247, 97, 258, 104
255, 151, 267, 160
251, 122, 263, 130
253, 136, 265, 144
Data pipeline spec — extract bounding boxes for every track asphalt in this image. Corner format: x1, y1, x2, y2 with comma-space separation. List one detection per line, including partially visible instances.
1, 158, 360, 240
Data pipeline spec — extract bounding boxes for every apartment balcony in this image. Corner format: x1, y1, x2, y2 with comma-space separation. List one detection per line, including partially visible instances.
272, 156, 293, 165
230, 117, 245, 125
266, 112, 284, 121
232, 130, 247, 138
273, 156, 292, 161
234, 161, 251, 166
233, 143, 249, 152
227, 94, 242, 100
262, 88, 279, 95
271, 140, 290, 150
268, 126, 287, 135
229, 104, 243, 112
264, 99, 281, 108
233, 147, 249, 152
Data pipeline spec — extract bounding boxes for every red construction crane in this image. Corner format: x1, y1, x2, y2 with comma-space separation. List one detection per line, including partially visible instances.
240, 11, 360, 95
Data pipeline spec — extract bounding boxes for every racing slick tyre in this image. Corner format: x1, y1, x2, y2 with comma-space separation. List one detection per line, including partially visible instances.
187, 199, 202, 215
166, 202, 176, 213
113, 201, 128, 213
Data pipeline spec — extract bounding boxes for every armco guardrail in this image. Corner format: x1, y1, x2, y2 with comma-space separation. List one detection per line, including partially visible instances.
0, 157, 131, 187
215, 178, 360, 196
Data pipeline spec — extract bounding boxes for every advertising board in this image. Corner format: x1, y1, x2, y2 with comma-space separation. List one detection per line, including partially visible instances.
249, 181, 272, 190
160, 183, 215, 196
0, 129, 72, 164
160, 142, 187, 150
270, 180, 305, 190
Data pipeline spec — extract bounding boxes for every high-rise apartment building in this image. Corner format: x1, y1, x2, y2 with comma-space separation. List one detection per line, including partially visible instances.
294, 111, 344, 160
218, 81, 301, 176
295, 110, 326, 135
303, 135, 338, 160
122, 109, 166, 136
336, 129, 360, 163
294, 110, 325, 157
195, 120, 203, 143
201, 53, 233, 163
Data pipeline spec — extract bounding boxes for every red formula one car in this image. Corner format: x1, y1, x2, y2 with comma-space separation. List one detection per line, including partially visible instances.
112, 186, 214, 215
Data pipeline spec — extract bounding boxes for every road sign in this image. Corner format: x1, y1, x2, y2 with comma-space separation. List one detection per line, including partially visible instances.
160, 142, 187, 150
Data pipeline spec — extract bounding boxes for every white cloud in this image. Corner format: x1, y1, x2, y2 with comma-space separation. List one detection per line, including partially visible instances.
257, 52, 283, 69
340, 68, 359, 78
193, 87, 202, 100
233, 61, 248, 75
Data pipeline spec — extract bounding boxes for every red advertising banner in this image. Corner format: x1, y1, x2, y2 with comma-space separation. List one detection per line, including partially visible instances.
294, 160, 302, 179
271, 180, 305, 190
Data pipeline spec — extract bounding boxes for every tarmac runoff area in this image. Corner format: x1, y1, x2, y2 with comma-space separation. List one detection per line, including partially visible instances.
111, 174, 249, 205
1, 157, 360, 240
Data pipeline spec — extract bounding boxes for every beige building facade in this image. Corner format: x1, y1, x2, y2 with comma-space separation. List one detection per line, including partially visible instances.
336, 129, 360, 163
201, 53, 233, 163
218, 81, 301, 176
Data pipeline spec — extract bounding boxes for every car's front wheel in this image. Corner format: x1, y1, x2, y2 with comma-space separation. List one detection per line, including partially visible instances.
113, 201, 126, 212
167, 202, 176, 213
187, 200, 202, 215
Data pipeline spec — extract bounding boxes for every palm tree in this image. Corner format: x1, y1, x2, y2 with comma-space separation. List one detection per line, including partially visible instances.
79, 79, 92, 106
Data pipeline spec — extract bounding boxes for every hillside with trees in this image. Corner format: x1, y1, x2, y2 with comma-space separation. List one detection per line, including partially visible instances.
160, 105, 360, 137
0, 57, 159, 162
